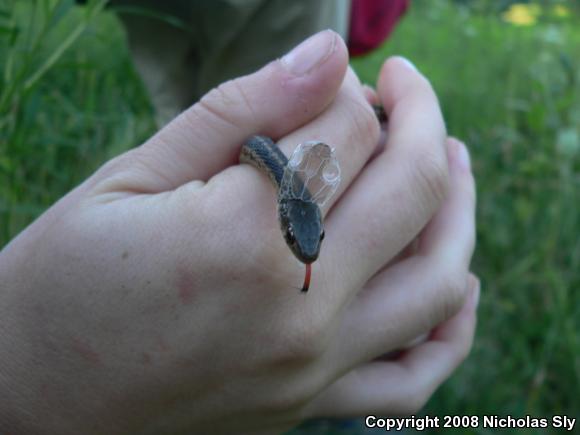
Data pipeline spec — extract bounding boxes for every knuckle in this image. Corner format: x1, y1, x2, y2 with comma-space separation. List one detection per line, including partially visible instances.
347, 100, 381, 149
283, 324, 326, 362
262, 378, 318, 414
192, 78, 255, 129
431, 273, 469, 324
96, 148, 142, 180
89, 148, 170, 194
229, 79, 258, 121
198, 82, 234, 121
275, 311, 330, 363
410, 147, 449, 210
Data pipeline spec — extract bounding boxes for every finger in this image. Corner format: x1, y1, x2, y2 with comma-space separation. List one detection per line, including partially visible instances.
275, 66, 381, 215
362, 84, 379, 106
101, 30, 349, 192
184, 65, 381, 301
323, 56, 448, 294
306, 276, 480, 418
360, 83, 389, 158
330, 138, 476, 369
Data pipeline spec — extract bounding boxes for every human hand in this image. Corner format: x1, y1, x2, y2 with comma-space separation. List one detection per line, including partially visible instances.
0, 31, 477, 434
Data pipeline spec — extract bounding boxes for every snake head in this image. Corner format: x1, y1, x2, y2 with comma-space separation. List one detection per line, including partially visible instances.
278, 199, 324, 264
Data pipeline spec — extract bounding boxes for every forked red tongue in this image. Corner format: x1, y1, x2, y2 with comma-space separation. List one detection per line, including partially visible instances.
301, 264, 312, 293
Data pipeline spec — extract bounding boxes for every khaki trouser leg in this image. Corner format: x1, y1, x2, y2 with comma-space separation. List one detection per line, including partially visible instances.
116, 0, 351, 126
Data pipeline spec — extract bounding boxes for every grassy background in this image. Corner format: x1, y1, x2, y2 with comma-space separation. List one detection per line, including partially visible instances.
1, 0, 578, 432
355, 2, 580, 416
0, 0, 154, 243
355, 2, 580, 423
352, 0, 580, 422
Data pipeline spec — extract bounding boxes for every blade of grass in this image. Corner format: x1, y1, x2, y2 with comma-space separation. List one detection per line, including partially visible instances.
23, 0, 108, 92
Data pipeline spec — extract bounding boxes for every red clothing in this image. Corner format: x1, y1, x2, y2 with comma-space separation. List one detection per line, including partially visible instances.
348, 0, 410, 56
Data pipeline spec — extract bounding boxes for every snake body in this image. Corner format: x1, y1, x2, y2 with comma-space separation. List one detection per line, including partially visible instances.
240, 135, 324, 270
239, 105, 386, 292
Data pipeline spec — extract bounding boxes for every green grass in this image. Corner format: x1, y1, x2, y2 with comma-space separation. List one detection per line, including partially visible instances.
0, 0, 155, 243
351, 1, 580, 425
1, 0, 579, 432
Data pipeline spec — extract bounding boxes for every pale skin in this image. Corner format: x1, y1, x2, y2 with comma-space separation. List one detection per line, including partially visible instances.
0, 31, 478, 434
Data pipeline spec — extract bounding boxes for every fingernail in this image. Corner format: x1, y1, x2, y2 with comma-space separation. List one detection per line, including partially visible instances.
281, 30, 336, 76
397, 56, 418, 72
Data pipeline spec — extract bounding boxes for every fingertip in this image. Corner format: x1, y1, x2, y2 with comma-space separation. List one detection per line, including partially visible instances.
267, 31, 349, 132
428, 273, 478, 346
332, 31, 350, 67
280, 30, 343, 77
380, 56, 421, 77
447, 137, 472, 173
277, 29, 348, 83
389, 55, 419, 72
361, 83, 379, 106
377, 56, 431, 112
445, 138, 476, 211
446, 273, 479, 324
468, 273, 481, 309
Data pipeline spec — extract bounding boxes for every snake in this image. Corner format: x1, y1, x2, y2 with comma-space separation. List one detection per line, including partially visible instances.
239, 105, 386, 293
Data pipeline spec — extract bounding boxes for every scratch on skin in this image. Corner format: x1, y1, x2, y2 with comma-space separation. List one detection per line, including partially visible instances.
175, 265, 196, 305
71, 337, 102, 365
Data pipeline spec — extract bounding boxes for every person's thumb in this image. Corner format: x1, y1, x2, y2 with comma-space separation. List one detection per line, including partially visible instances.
100, 30, 348, 193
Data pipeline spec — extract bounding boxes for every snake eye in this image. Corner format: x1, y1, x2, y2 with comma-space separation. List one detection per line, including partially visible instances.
320, 230, 325, 241
285, 227, 295, 244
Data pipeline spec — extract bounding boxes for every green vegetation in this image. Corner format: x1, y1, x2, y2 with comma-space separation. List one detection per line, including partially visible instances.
352, 0, 580, 424
0, 0, 155, 243
1, 0, 578, 431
